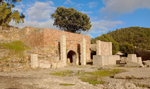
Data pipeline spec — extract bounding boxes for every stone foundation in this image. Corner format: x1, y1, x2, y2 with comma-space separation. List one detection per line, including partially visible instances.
93, 55, 120, 66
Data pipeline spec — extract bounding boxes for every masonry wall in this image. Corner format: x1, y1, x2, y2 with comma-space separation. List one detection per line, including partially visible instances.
21, 27, 91, 61
101, 41, 111, 55
43, 28, 91, 61
0, 26, 21, 42
21, 27, 44, 47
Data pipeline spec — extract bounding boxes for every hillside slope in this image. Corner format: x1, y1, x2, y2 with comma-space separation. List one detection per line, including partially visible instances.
107, 27, 150, 50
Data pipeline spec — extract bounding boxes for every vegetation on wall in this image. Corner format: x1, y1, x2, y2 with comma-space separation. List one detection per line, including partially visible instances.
0, 0, 25, 26
0, 41, 30, 53
91, 34, 119, 55
51, 7, 92, 33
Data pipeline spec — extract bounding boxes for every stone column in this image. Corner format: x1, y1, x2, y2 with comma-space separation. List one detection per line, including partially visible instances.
0, 26, 2, 31
109, 42, 112, 55
60, 35, 67, 66
96, 40, 101, 55
81, 38, 86, 65
31, 54, 38, 68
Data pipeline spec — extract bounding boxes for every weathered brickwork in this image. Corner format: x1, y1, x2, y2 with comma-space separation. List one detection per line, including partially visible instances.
101, 41, 110, 55
0, 26, 21, 42
21, 26, 91, 61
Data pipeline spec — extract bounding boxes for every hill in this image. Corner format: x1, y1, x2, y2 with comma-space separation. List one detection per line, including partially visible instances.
107, 27, 150, 50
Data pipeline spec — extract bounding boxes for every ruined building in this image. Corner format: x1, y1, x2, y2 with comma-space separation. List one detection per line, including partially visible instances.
0, 26, 121, 68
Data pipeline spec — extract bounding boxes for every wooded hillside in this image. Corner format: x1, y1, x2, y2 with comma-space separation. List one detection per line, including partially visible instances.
107, 27, 150, 50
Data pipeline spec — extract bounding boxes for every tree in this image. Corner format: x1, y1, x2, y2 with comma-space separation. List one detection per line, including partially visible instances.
51, 7, 92, 33
0, 0, 25, 26
120, 43, 135, 55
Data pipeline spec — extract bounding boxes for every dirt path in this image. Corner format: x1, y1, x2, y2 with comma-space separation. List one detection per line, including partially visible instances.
0, 66, 149, 89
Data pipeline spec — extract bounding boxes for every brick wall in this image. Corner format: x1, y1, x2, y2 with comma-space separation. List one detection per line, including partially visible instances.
21, 27, 91, 61
101, 41, 110, 55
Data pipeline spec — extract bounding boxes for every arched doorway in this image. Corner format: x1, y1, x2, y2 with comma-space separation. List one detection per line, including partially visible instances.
67, 50, 77, 65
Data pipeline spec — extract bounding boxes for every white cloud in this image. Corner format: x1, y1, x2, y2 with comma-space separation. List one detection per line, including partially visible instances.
64, 0, 75, 5
9, 19, 58, 30
101, 0, 150, 14
88, 2, 97, 8
81, 11, 93, 14
76, 4, 84, 8
9, 1, 57, 29
12, 2, 25, 12
26, 1, 55, 21
81, 20, 123, 36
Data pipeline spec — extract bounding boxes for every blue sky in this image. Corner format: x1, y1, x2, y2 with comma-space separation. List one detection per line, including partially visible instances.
10, 0, 150, 38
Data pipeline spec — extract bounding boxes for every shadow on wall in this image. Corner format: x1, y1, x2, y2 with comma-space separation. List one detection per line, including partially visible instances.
135, 48, 150, 61
77, 44, 81, 65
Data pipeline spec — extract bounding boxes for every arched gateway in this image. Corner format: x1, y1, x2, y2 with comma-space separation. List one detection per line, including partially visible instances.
67, 50, 77, 65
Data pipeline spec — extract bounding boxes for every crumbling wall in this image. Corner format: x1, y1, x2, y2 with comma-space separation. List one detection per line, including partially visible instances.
43, 28, 91, 61
101, 41, 111, 55
21, 27, 91, 61
0, 26, 21, 43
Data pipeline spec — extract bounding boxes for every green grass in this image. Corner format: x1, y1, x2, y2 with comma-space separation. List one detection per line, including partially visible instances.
79, 69, 126, 85
50, 69, 126, 85
0, 41, 31, 53
50, 70, 71, 77
59, 83, 75, 86
0, 41, 31, 62
135, 83, 147, 88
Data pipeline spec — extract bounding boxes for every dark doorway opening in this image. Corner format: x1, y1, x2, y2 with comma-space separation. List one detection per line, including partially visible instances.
91, 50, 96, 60
67, 50, 77, 64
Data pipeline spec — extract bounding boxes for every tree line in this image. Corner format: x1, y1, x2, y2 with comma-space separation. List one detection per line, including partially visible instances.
91, 27, 150, 55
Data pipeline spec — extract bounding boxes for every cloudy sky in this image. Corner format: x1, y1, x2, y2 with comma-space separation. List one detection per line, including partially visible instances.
10, 0, 150, 38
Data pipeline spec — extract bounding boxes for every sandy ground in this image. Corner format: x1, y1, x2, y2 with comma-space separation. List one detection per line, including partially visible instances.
0, 65, 150, 89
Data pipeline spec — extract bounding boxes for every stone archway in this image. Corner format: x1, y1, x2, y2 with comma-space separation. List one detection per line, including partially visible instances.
67, 50, 77, 65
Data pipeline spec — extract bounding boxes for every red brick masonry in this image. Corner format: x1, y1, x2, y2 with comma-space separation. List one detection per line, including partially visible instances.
21, 26, 91, 61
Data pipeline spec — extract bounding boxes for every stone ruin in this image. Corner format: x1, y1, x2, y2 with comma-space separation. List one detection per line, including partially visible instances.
0, 26, 144, 68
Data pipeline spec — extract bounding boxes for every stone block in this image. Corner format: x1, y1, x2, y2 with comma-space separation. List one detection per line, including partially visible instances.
31, 54, 38, 68
127, 54, 137, 63
39, 63, 50, 68
52, 62, 57, 68
57, 62, 65, 68
125, 61, 141, 67
93, 55, 108, 66
137, 57, 142, 64
108, 55, 120, 65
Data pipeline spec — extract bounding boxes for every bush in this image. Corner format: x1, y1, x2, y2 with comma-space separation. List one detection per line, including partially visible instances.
120, 43, 135, 54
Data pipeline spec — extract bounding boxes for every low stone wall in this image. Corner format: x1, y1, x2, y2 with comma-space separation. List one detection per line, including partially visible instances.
127, 54, 143, 64
108, 55, 120, 65
31, 54, 65, 68
120, 54, 143, 66
93, 55, 120, 66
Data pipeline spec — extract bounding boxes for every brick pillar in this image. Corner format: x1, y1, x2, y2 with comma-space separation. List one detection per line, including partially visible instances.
96, 40, 101, 55
31, 54, 38, 68
109, 42, 112, 55
81, 38, 86, 65
60, 35, 67, 66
